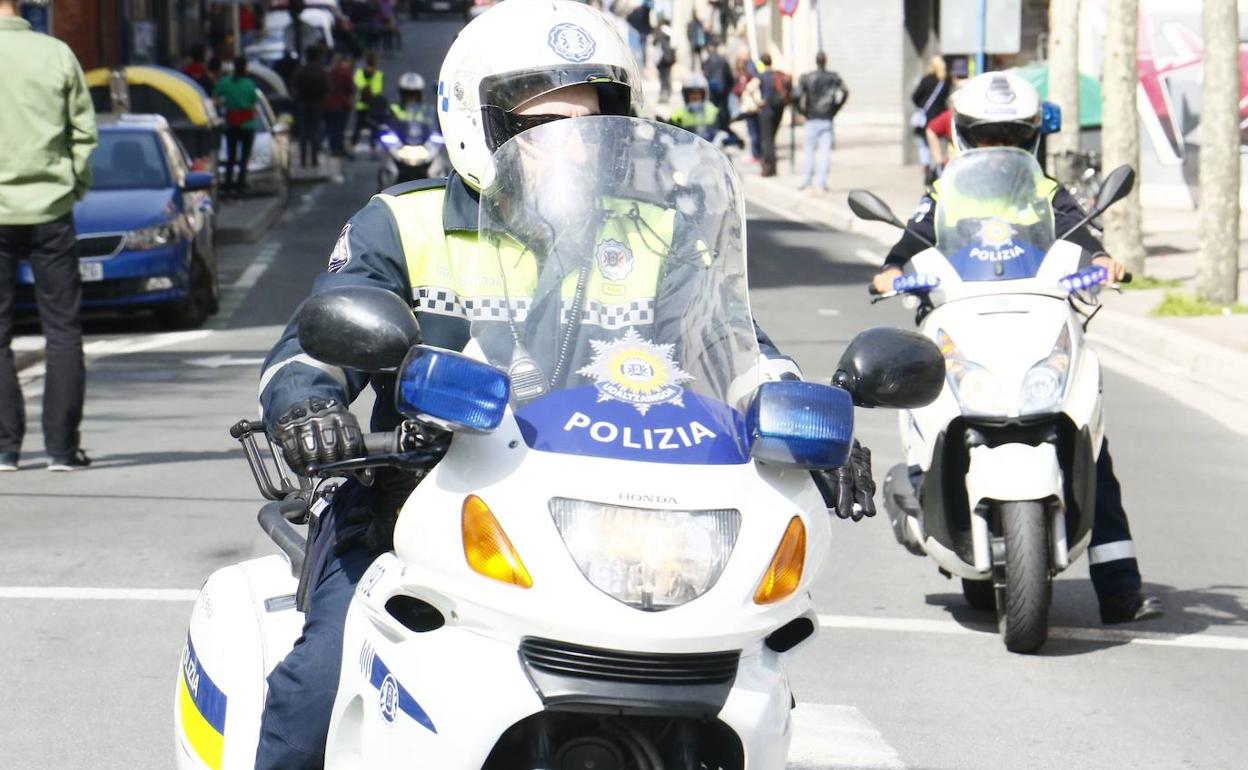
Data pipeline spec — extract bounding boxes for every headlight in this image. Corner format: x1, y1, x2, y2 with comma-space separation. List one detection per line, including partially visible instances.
125, 223, 176, 250
1019, 324, 1072, 415
396, 145, 430, 164
549, 498, 740, 611
938, 328, 1005, 417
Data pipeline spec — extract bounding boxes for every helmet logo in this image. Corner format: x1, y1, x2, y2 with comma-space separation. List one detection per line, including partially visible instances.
548, 23, 596, 63
986, 75, 1016, 105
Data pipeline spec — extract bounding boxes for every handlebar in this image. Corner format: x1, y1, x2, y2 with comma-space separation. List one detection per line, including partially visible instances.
258, 500, 308, 577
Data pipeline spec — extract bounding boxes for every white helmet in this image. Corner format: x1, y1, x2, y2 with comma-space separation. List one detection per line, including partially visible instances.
681, 73, 709, 99
950, 71, 1043, 154
398, 72, 426, 94
436, 0, 642, 189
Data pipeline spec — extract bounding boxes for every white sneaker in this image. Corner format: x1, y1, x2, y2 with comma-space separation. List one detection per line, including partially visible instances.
0, 453, 17, 472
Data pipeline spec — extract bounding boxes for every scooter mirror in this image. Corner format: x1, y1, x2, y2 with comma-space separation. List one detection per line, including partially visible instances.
847, 189, 906, 229
1093, 164, 1135, 213
297, 286, 422, 372
833, 327, 945, 409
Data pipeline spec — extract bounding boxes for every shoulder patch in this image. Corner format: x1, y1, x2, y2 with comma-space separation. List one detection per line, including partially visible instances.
328, 224, 352, 273
381, 176, 449, 198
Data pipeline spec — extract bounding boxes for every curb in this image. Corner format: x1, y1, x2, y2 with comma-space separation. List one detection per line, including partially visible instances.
217, 195, 285, 244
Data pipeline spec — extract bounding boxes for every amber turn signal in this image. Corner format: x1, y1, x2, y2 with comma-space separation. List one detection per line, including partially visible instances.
753, 516, 806, 605
462, 495, 532, 588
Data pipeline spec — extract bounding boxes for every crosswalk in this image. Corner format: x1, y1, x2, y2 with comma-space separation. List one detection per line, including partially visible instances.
789, 703, 906, 769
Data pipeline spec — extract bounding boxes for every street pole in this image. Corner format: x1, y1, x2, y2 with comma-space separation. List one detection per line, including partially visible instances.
976, 0, 986, 75
1197, 0, 1241, 305
744, 0, 760, 62
788, 13, 795, 173
232, 0, 240, 57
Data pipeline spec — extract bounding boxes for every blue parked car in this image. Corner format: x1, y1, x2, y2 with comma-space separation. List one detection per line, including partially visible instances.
18, 114, 219, 329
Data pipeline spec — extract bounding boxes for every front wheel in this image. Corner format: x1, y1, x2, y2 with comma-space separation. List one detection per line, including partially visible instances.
993, 501, 1051, 653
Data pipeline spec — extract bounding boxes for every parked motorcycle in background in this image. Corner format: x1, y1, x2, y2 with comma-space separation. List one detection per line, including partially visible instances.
174, 117, 944, 769
849, 147, 1137, 654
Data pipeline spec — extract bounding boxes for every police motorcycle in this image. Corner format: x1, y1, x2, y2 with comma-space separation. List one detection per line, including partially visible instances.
848, 147, 1137, 654
376, 72, 450, 190
175, 117, 943, 769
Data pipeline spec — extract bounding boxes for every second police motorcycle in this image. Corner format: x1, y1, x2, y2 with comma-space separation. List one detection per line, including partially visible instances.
174, 117, 944, 768
850, 145, 1138, 653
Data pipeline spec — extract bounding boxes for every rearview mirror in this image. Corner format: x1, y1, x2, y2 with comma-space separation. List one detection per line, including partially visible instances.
1057, 165, 1135, 241
183, 171, 215, 192
833, 327, 945, 409
296, 286, 421, 372
847, 189, 905, 229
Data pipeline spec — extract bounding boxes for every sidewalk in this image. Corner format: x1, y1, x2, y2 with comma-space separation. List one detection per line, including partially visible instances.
735, 119, 1248, 413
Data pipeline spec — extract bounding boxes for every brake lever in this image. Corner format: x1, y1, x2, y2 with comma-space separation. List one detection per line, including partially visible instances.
307, 446, 449, 477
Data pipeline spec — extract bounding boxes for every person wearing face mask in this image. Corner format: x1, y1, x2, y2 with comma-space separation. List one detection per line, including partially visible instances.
667, 73, 720, 143
253, 2, 877, 766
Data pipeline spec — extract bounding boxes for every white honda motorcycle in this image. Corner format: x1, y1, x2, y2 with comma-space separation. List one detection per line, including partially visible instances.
848, 148, 1137, 654
174, 117, 942, 769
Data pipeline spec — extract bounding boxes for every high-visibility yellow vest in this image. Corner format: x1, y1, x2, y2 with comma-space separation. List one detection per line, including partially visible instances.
354, 68, 383, 110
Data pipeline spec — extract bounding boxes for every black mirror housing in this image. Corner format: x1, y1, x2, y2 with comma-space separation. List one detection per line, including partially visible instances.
833, 327, 945, 409
847, 189, 905, 229
1094, 165, 1135, 213
296, 286, 421, 372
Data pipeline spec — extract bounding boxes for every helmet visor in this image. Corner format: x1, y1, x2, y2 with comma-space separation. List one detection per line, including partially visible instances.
480, 64, 638, 150
958, 118, 1040, 150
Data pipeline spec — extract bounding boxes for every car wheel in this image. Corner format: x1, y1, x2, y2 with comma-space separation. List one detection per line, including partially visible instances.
154, 254, 215, 330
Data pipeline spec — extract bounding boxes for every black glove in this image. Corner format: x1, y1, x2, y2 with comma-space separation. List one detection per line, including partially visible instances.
272, 396, 363, 476
813, 440, 877, 522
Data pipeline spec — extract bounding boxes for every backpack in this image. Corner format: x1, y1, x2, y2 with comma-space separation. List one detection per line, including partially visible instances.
768, 70, 793, 109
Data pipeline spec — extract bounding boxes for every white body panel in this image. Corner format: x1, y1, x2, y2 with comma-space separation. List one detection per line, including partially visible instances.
896, 241, 1105, 579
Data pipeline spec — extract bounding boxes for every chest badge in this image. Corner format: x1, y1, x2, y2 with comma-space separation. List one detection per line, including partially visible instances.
596, 239, 634, 282
577, 328, 693, 415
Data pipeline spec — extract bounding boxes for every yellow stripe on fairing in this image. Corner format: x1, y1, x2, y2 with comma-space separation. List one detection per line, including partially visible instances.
179, 675, 224, 769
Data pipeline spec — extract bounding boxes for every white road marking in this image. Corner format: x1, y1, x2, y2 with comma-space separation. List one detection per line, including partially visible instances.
0, 586, 199, 601
19, 330, 214, 384
819, 614, 1248, 652
788, 703, 906, 769
186, 354, 267, 369
853, 247, 880, 265
230, 242, 281, 291
816, 308, 841, 317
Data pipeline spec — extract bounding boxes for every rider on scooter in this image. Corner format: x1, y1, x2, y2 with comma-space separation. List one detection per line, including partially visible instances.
667, 73, 721, 143
254, 2, 875, 766
386, 71, 434, 130
871, 71, 1163, 626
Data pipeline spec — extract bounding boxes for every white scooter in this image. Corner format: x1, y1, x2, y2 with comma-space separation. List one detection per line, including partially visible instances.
174, 117, 943, 769
848, 148, 1137, 653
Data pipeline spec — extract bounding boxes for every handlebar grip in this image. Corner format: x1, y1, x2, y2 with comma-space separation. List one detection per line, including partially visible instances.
1120, 271, 1133, 284
868, 284, 883, 297
230, 419, 263, 440
363, 432, 397, 455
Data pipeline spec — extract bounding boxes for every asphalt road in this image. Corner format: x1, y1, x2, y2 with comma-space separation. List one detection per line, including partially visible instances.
2, 16, 1246, 770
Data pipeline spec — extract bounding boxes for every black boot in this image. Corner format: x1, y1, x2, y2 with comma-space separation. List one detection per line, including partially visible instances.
1100, 590, 1164, 624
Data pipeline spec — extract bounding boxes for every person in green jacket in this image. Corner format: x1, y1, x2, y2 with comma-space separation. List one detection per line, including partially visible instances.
0, 0, 98, 472
214, 55, 260, 196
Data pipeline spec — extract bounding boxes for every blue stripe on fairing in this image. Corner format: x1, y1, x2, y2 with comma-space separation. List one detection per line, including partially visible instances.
369, 653, 438, 733
183, 636, 228, 734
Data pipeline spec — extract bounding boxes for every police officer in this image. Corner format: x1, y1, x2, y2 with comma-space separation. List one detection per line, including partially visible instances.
254, 2, 876, 766
871, 72, 1163, 625
667, 73, 720, 143
350, 51, 384, 149
387, 71, 432, 125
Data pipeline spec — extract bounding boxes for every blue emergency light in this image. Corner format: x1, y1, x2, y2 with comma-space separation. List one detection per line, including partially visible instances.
395, 346, 510, 432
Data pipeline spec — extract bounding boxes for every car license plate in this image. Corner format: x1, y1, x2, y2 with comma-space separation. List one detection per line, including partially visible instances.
79, 261, 103, 282
432, 1, 450, 9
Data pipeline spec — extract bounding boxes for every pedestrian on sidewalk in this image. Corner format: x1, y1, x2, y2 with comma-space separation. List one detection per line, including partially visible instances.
654, 18, 676, 104
325, 53, 356, 165
795, 51, 848, 193
686, 11, 707, 60
757, 53, 791, 177
351, 52, 384, 150
0, 0, 98, 472
181, 44, 214, 93
733, 49, 763, 162
909, 56, 949, 186
215, 56, 260, 197
626, 1, 652, 67
702, 37, 739, 145
292, 44, 330, 169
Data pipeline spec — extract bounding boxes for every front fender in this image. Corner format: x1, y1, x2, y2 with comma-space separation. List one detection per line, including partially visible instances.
965, 442, 1062, 506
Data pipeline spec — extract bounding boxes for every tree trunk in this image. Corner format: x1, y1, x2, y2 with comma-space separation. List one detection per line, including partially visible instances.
1101, 0, 1146, 275
1197, 0, 1241, 305
1047, 0, 1082, 184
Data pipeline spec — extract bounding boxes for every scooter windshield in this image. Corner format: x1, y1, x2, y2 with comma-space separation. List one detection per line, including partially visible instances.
474, 116, 757, 465
934, 148, 1058, 282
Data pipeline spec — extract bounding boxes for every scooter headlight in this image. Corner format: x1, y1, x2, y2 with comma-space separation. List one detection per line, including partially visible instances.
549, 498, 740, 611
1019, 324, 1072, 415
938, 329, 1005, 417
396, 145, 430, 164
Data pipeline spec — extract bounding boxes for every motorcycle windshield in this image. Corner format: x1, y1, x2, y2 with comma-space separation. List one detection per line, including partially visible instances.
474, 116, 757, 465
934, 148, 1057, 282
